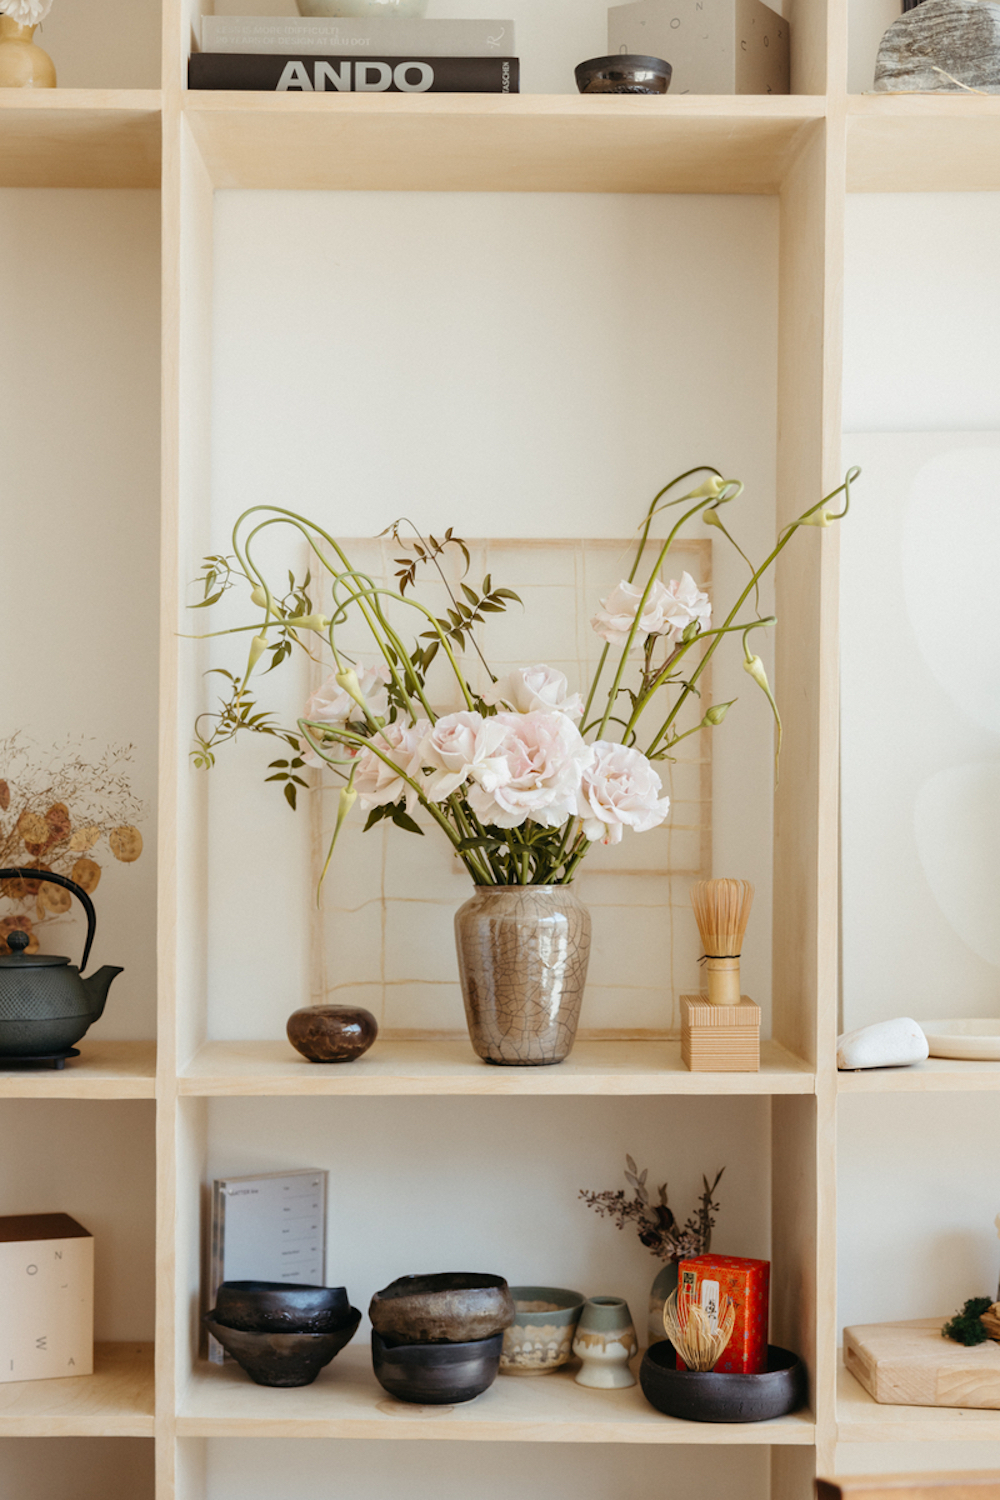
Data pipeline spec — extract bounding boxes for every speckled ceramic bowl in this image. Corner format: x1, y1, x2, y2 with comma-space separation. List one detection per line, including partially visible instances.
500, 1286, 586, 1375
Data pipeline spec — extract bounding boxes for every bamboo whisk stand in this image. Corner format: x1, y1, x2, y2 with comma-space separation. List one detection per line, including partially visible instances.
681, 879, 760, 1073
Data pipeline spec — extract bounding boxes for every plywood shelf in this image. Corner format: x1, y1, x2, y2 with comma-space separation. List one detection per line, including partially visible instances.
838, 1056, 1000, 1093
848, 95, 1000, 193
0, 1041, 156, 1099
177, 1037, 814, 1096
0, 1342, 154, 1437
178, 1341, 815, 1443
838, 1347, 1000, 1442
183, 92, 825, 194
0, 91, 161, 188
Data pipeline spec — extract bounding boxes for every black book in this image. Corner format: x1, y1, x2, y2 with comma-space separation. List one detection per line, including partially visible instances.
188, 52, 519, 93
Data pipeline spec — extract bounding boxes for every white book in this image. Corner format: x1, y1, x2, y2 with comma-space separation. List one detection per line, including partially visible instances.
200, 15, 515, 56
207, 1168, 327, 1364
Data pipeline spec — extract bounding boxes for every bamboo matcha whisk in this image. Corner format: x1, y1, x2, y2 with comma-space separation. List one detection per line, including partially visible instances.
691, 878, 754, 1007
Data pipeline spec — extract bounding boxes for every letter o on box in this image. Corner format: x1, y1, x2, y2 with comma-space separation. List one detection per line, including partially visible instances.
394, 60, 433, 91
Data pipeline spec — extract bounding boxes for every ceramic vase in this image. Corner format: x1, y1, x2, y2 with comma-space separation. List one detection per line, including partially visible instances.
572, 1296, 638, 1389
648, 1261, 679, 1348
453, 884, 591, 1067
0, 18, 56, 88
286, 1003, 378, 1063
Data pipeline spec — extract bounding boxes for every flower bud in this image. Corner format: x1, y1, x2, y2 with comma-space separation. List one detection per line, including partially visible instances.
702, 508, 725, 529
798, 507, 834, 528
687, 476, 727, 500
247, 633, 268, 676
250, 585, 269, 608
286, 613, 330, 633
743, 654, 770, 692
335, 667, 368, 714
704, 701, 732, 726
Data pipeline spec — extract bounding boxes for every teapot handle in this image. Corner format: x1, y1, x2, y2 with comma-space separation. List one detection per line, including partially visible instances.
0, 868, 97, 973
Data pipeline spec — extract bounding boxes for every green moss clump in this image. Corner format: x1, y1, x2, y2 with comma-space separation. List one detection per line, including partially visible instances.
942, 1297, 993, 1346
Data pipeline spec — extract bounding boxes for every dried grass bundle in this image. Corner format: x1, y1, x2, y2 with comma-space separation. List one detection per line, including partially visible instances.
663, 1287, 736, 1372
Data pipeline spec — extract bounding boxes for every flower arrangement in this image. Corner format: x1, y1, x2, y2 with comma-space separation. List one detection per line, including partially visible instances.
0, 734, 144, 953
190, 465, 855, 888
579, 1156, 725, 1265
0, 0, 53, 25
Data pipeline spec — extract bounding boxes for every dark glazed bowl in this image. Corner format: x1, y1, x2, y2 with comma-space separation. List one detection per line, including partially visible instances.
575, 53, 672, 94
369, 1273, 515, 1345
286, 1004, 378, 1063
214, 1280, 351, 1333
203, 1308, 361, 1386
639, 1342, 805, 1422
371, 1329, 503, 1404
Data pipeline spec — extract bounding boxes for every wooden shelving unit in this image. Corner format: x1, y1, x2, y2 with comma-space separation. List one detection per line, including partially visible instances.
6, 0, 1000, 1494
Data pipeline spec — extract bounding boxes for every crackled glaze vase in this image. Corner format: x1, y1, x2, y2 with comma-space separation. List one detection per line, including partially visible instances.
0, 18, 56, 88
454, 885, 591, 1067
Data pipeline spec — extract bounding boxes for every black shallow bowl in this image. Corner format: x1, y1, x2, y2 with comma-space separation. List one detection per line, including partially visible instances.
575, 53, 672, 94
371, 1329, 503, 1405
215, 1281, 351, 1333
204, 1308, 361, 1387
369, 1273, 514, 1345
639, 1343, 805, 1423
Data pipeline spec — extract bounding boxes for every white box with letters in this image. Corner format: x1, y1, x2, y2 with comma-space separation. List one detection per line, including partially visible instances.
0, 1213, 93, 1383
609, 0, 790, 95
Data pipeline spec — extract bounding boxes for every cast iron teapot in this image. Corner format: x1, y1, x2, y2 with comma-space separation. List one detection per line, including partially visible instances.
0, 868, 123, 1056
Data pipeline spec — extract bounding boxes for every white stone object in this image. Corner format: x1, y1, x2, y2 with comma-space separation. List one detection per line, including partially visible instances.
836, 1018, 930, 1071
874, 0, 1000, 92
608, 0, 790, 96
0, 1214, 93, 1383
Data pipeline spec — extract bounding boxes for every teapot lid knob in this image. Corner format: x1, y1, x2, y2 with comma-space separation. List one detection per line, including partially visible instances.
7, 930, 29, 954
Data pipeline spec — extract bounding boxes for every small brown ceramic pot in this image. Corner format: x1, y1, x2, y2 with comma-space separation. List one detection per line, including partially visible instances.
286, 1004, 378, 1063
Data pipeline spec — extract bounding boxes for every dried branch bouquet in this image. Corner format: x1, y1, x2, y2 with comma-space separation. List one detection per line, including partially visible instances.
190, 465, 855, 888
580, 1156, 725, 1264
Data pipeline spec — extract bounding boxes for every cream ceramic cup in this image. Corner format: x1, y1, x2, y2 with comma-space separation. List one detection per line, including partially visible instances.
572, 1296, 638, 1389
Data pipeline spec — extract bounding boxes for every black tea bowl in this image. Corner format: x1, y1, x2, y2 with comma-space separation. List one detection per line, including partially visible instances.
214, 1281, 351, 1334
575, 53, 672, 94
371, 1329, 503, 1405
204, 1308, 361, 1387
639, 1342, 805, 1422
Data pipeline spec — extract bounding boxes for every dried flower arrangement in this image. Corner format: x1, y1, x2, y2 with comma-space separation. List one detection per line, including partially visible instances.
579, 1156, 725, 1264
0, 734, 144, 954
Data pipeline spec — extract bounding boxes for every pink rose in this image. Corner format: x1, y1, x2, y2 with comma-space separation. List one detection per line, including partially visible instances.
467, 711, 594, 830
417, 711, 512, 803
591, 573, 711, 649
481, 664, 584, 722
577, 741, 670, 845
354, 718, 430, 812
300, 663, 392, 765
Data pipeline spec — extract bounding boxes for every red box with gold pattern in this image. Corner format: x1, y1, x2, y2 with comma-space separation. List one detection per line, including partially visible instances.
676, 1254, 770, 1374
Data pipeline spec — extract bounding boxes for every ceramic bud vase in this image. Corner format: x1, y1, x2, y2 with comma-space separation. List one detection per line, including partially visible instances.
453, 884, 591, 1067
648, 1261, 679, 1348
0, 18, 56, 88
572, 1297, 638, 1389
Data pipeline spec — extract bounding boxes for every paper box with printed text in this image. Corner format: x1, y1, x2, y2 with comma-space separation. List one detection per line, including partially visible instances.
676, 1253, 769, 1374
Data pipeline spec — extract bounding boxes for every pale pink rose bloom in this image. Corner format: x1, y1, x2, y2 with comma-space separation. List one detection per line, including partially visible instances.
417, 711, 512, 803
300, 663, 392, 765
354, 718, 431, 812
591, 574, 710, 649
578, 741, 670, 845
481, 664, 584, 722
467, 711, 594, 830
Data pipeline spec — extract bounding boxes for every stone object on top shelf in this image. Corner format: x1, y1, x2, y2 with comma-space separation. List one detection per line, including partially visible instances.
608, 0, 790, 95
836, 1017, 929, 1071
874, 0, 1000, 91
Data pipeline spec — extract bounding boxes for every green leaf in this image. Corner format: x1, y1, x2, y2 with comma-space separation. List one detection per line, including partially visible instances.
461, 583, 479, 606
390, 807, 424, 836
494, 588, 521, 602
283, 782, 298, 810
190, 590, 224, 609
268, 759, 290, 769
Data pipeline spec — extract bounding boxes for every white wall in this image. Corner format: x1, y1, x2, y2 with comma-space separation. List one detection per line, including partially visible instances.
0, 191, 161, 1041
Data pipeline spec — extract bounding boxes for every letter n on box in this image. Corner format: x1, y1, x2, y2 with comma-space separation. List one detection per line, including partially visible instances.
0, 1213, 93, 1382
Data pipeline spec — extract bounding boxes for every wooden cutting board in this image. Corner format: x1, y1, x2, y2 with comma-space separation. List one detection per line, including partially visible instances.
845, 1318, 1000, 1409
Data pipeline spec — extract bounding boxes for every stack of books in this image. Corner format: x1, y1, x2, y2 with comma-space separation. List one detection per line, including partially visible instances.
189, 15, 518, 93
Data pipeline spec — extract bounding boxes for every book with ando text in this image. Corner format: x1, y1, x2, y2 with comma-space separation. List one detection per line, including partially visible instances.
189, 53, 519, 92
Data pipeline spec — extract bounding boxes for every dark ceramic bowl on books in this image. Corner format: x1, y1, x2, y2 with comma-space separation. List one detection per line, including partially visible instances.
203, 1308, 361, 1387
371, 1328, 503, 1404
575, 54, 672, 95
369, 1273, 515, 1345
639, 1342, 805, 1422
214, 1280, 351, 1334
